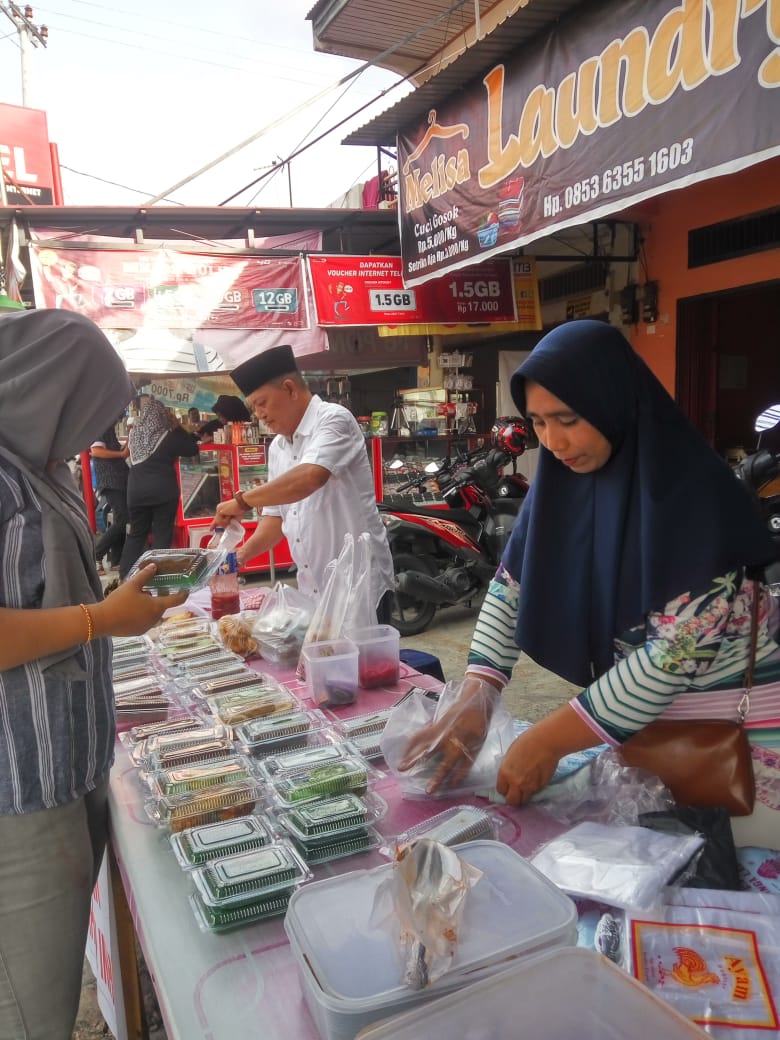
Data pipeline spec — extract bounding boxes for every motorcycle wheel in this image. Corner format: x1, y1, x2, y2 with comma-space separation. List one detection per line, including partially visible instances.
390, 551, 438, 637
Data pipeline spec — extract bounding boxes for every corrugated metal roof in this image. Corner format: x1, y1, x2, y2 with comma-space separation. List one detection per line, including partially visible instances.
309, 0, 481, 71
0, 205, 401, 255
340, 0, 584, 145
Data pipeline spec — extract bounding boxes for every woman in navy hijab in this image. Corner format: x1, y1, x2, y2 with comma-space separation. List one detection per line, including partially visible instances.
400, 321, 780, 842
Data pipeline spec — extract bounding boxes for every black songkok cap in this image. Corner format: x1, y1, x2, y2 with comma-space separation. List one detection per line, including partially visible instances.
231, 344, 298, 396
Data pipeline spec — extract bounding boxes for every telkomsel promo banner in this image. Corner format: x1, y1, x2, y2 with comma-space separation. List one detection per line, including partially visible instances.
28, 246, 309, 330
397, 0, 780, 285
308, 253, 516, 326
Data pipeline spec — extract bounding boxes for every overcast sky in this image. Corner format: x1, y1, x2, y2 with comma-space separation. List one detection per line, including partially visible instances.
0, 0, 408, 209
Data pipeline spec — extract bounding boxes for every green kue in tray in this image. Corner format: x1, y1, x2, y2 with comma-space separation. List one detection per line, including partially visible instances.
273, 759, 368, 804
283, 793, 369, 837
171, 814, 274, 867
190, 888, 291, 932
291, 828, 377, 865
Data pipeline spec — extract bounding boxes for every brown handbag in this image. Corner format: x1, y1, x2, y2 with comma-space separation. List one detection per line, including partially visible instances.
618, 582, 759, 817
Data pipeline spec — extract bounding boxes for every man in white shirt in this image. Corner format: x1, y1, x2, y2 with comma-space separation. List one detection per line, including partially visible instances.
214, 344, 394, 617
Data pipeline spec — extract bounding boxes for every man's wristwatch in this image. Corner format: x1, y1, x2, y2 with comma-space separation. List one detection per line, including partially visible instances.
234, 489, 250, 512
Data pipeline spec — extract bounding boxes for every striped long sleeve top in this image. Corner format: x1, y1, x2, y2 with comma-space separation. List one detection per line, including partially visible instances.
467, 564, 780, 745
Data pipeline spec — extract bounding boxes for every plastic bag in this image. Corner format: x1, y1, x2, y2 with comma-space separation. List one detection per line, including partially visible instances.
297, 535, 354, 678
530, 821, 705, 912
381, 679, 515, 799
369, 839, 483, 989
206, 518, 245, 553
530, 749, 676, 827
217, 610, 260, 658
343, 533, 377, 632
250, 583, 314, 665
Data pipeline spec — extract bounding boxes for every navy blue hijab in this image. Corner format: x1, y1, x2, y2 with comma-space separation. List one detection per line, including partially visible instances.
503, 320, 774, 687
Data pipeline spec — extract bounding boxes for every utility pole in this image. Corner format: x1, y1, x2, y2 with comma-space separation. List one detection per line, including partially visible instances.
0, 3, 48, 106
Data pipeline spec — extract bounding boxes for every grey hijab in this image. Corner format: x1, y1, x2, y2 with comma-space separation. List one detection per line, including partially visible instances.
0, 309, 134, 669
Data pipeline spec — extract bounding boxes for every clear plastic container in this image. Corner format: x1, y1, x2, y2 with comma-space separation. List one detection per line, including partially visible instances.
290, 825, 383, 866
277, 791, 387, 842
335, 709, 395, 741
130, 722, 228, 768
207, 687, 298, 729
353, 947, 709, 1040
144, 780, 260, 833
148, 755, 255, 798
301, 639, 359, 708
119, 712, 203, 750
236, 726, 333, 762
191, 843, 310, 908
189, 885, 292, 933
233, 708, 330, 757
269, 756, 372, 807
189, 671, 279, 702
170, 813, 277, 869
285, 841, 578, 1040
394, 805, 499, 847
259, 741, 359, 782
347, 625, 400, 689
139, 735, 236, 778
127, 548, 226, 595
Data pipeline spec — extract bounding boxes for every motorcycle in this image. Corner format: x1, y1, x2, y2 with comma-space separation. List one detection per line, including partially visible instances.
735, 403, 780, 589
379, 418, 530, 635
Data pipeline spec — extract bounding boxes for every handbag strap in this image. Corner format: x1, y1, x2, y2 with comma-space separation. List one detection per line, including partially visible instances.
739, 579, 761, 722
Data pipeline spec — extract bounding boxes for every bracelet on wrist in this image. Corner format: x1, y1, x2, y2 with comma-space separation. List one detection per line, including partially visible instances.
234, 489, 250, 512
79, 603, 95, 643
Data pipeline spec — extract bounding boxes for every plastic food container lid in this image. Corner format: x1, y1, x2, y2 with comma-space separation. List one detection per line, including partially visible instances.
233, 708, 330, 752
336, 709, 395, 740
170, 812, 277, 869
149, 755, 255, 798
351, 947, 709, 1039
192, 842, 311, 907
259, 741, 359, 781
188, 672, 267, 701
395, 805, 499, 847
285, 840, 577, 1004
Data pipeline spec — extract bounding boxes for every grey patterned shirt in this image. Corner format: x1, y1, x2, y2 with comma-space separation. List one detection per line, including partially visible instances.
0, 456, 115, 814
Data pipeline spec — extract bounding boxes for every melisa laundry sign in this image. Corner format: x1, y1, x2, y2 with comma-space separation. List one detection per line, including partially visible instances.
397, 0, 780, 285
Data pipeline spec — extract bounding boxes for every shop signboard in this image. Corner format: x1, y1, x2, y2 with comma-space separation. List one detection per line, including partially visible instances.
0, 102, 56, 205
397, 0, 780, 285
308, 253, 516, 326
28, 245, 309, 330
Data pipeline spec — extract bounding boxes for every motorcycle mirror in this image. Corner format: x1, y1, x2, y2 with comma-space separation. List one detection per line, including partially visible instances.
424, 460, 443, 474
754, 405, 780, 434
388, 458, 405, 471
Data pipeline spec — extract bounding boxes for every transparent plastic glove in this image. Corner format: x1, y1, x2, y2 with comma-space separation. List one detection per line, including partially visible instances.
393, 676, 504, 795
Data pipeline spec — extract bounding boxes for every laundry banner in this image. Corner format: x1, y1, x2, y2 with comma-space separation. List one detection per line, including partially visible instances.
397, 0, 780, 285
308, 253, 516, 326
28, 245, 310, 330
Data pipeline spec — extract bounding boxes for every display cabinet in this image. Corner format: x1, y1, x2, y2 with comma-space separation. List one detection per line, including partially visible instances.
174, 442, 294, 576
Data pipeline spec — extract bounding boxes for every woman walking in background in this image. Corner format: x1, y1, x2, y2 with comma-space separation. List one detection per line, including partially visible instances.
118, 397, 199, 579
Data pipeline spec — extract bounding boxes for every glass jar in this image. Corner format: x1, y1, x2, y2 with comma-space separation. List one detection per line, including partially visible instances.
357, 416, 371, 437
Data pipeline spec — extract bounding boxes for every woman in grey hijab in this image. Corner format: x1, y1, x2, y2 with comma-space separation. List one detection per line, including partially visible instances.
0, 308, 187, 1040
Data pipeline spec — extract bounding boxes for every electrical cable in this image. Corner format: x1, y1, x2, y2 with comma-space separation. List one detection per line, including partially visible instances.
59, 164, 185, 204
145, 0, 473, 206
